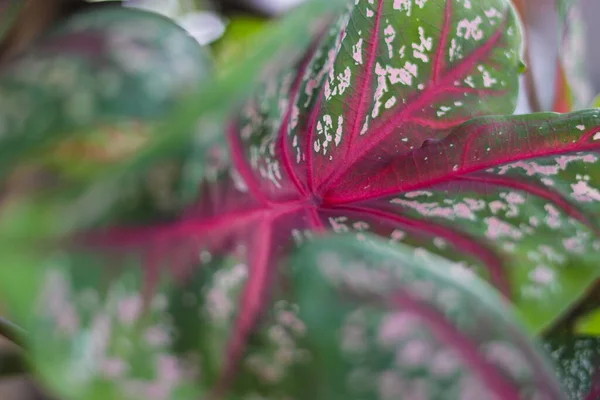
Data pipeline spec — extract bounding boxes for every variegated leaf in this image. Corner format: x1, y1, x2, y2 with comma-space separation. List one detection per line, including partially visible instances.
63, 0, 600, 397
27, 253, 203, 400
0, 6, 210, 181
291, 234, 565, 400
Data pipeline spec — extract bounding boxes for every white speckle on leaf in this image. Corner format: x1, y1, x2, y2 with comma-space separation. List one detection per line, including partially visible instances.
393, 0, 412, 15
571, 181, 600, 202
530, 266, 555, 285
384, 25, 396, 59
352, 38, 364, 64
412, 26, 432, 62
457, 17, 483, 41
385, 96, 397, 109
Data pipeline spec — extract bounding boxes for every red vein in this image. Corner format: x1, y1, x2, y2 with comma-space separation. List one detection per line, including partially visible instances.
390, 292, 522, 399
215, 218, 275, 395
335, 205, 510, 297
459, 125, 497, 167
405, 116, 470, 129
318, 15, 509, 194
75, 207, 267, 250
227, 121, 269, 204
431, 0, 452, 83
344, 0, 384, 153
458, 173, 600, 234
306, 207, 325, 232
328, 127, 600, 204
277, 33, 327, 198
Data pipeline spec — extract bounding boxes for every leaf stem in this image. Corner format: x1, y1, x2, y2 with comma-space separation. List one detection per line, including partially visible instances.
0, 316, 25, 347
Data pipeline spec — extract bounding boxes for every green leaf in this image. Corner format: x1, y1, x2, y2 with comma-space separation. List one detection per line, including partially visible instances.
212, 17, 269, 68
289, 234, 564, 399
575, 309, 600, 336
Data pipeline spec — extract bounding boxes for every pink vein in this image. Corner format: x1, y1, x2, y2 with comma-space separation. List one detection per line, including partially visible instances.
335, 204, 510, 297
215, 218, 274, 394
329, 129, 600, 204
227, 121, 269, 204
405, 116, 471, 129
277, 34, 327, 198
344, 0, 384, 154
318, 15, 509, 194
306, 207, 325, 232
76, 207, 267, 250
457, 173, 599, 234
391, 292, 522, 399
431, 0, 452, 82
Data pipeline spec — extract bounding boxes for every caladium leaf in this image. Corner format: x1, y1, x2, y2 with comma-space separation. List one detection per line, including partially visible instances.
279, 0, 523, 197
0, 5, 210, 182
167, 251, 316, 398
290, 234, 565, 399
26, 253, 203, 400
66, 0, 600, 395
545, 335, 600, 400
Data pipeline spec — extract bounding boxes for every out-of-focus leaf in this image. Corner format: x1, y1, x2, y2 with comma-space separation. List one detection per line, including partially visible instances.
212, 16, 268, 67
558, 3, 593, 111
0, 6, 210, 181
576, 309, 600, 336
27, 254, 203, 400
514, 0, 592, 113
290, 234, 565, 399
545, 335, 600, 400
